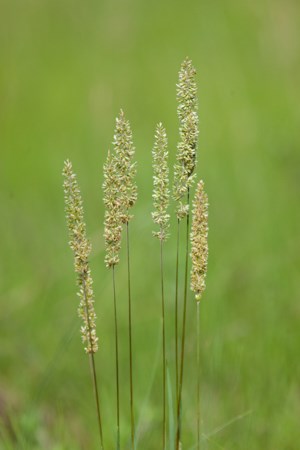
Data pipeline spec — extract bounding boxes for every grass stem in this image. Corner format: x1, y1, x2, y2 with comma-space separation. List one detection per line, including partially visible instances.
89, 353, 104, 450
126, 222, 135, 450
175, 218, 180, 409
82, 277, 104, 450
112, 265, 120, 450
196, 301, 200, 450
176, 188, 190, 450
160, 238, 166, 450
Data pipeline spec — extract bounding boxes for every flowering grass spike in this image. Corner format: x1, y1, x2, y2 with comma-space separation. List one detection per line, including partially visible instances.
173, 57, 199, 219
103, 150, 123, 268
63, 160, 98, 353
152, 123, 170, 241
190, 179, 209, 301
112, 109, 138, 449
114, 109, 137, 224
151, 122, 170, 450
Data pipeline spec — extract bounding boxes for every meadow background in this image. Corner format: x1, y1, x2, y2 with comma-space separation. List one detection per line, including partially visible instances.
0, 0, 299, 449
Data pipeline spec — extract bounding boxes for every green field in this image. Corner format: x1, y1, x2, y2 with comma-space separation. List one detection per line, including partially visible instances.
1, 0, 300, 448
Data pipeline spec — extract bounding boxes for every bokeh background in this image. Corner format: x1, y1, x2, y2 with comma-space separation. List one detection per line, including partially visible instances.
1, 0, 299, 449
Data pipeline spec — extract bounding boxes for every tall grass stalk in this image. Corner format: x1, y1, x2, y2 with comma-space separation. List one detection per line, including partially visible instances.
152, 123, 170, 450
103, 149, 123, 449
63, 160, 104, 450
173, 58, 198, 449
104, 110, 137, 448
113, 110, 137, 449
190, 179, 209, 450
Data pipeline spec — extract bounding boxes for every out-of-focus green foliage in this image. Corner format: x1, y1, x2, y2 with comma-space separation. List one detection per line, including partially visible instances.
0, 0, 299, 448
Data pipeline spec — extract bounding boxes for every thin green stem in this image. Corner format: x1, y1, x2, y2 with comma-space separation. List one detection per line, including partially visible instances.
175, 218, 180, 410
176, 188, 190, 450
89, 353, 104, 450
112, 265, 120, 450
196, 301, 201, 450
82, 276, 104, 450
126, 222, 135, 450
160, 238, 166, 450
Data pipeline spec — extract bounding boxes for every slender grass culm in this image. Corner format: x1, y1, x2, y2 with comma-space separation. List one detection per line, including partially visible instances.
113, 110, 137, 450
173, 58, 199, 450
190, 180, 209, 450
103, 150, 123, 450
103, 110, 137, 450
62, 160, 104, 450
152, 123, 170, 450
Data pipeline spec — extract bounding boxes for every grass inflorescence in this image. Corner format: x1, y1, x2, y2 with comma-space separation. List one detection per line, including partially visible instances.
63, 58, 208, 450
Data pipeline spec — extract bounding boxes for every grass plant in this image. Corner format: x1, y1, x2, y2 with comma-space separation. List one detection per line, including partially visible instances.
190, 180, 209, 450
152, 123, 170, 450
113, 110, 137, 450
103, 110, 137, 450
103, 149, 122, 450
63, 160, 104, 450
173, 58, 199, 450
61, 58, 205, 450
1, 3, 299, 449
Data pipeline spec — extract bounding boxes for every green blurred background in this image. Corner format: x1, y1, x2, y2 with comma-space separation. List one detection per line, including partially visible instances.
1, 0, 299, 448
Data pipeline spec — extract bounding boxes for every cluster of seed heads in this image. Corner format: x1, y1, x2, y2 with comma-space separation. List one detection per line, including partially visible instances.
63, 160, 98, 353
63, 58, 209, 354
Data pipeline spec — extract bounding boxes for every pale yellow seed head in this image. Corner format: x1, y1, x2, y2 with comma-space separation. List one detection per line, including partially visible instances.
63, 160, 98, 353
152, 123, 170, 241
190, 179, 208, 301
113, 109, 137, 223
177, 57, 198, 125
173, 57, 199, 219
103, 150, 123, 268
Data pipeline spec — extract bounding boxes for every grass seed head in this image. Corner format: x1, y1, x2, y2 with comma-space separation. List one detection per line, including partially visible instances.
190, 179, 208, 301
63, 159, 98, 353
113, 109, 137, 223
152, 123, 170, 241
173, 57, 199, 219
103, 150, 123, 268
